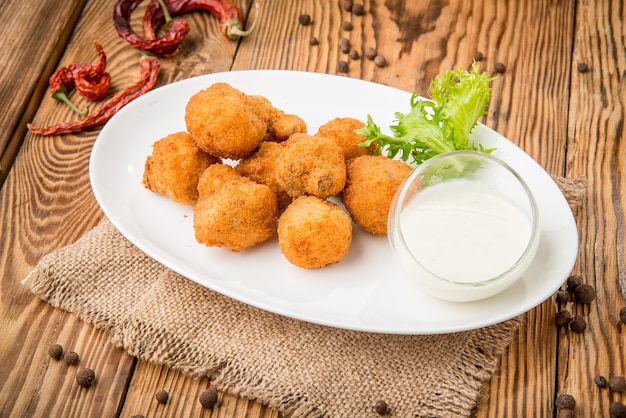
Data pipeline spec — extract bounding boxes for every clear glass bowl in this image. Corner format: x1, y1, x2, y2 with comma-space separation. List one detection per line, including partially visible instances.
388, 150, 540, 302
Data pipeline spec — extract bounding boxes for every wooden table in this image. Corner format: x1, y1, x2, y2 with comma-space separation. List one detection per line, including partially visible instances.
1, 0, 624, 416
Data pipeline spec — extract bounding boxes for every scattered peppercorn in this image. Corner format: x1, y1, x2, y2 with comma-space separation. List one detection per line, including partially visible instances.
349, 50, 360, 60
342, 21, 353, 31
76, 368, 96, 388
555, 290, 570, 304
374, 55, 387, 67
374, 399, 388, 415
352, 3, 365, 15
64, 351, 80, 366
610, 402, 626, 418
594, 375, 608, 388
199, 388, 219, 408
365, 47, 377, 60
609, 376, 626, 392
569, 315, 586, 333
473, 51, 484, 61
555, 393, 576, 410
577, 63, 589, 73
619, 307, 626, 324
557, 409, 574, 418
566, 275, 583, 291
298, 14, 311, 26
155, 389, 169, 404
336, 60, 349, 73
48, 344, 64, 361
494, 62, 506, 74
309, 36, 319, 46
573, 283, 596, 304
343, 0, 353, 12
555, 310, 572, 327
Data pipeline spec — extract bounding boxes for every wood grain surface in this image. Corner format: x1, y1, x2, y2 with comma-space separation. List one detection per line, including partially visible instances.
0, 0, 624, 417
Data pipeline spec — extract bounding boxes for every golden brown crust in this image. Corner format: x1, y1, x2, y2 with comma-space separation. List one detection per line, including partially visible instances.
143, 131, 219, 205
235, 142, 292, 210
342, 155, 412, 235
315, 117, 375, 159
278, 196, 352, 269
185, 83, 267, 159
194, 164, 278, 252
275, 133, 346, 199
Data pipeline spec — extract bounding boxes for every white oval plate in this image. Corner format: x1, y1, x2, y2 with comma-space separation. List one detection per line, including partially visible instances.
90, 70, 578, 334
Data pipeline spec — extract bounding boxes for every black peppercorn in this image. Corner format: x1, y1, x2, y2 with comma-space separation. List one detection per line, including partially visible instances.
555, 393, 576, 410
569, 315, 586, 333
48, 344, 64, 361
155, 389, 169, 404
365, 47, 377, 60
199, 388, 219, 408
336, 60, 349, 73
573, 283, 596, 304
620, 307, 626, 324
374, 55, 387, 67
594, 375, 608, 388
473, 51, 484, 61
343, 0, 353, 12
557, 409, 574, 418
610, 402, 626, 418
64, 351, 80, 366
609, 376, 626, 392
298, 14, 312, 26
494, 62, 506, 74
309, 36, 319, 46
374, 399, 388, 415
566, 274, 583, 291
339, 37, 350, 53
352, 3, 365, 15
76, 368, 96, 388
342, 21, 353, 31
349, 50, 359, 60
555, 310, 571, 327
555, 290, 570, 304
577, 62, 589, 73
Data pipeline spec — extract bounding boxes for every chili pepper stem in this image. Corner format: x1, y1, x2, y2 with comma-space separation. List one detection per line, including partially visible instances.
157, 0, 172, 24
52, 86, 87, 116
227, 2, 259, 39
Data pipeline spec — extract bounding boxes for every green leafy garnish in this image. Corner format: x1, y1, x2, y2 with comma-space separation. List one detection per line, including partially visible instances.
357, 62, 497, 165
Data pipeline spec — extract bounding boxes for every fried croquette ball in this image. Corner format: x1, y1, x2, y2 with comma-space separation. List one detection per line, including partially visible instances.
315, 117, 376, 159
143, 131, 219, 205
194, 164, 278, 252
275, 133, 346, 198
248, 95, 307, 142
278, 196, 352, 269
342, 155, 412, 235
235, 142, 292, 210
185, 83, 267, 159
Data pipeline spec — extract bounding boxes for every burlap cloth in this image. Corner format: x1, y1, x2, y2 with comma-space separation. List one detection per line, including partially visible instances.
25, 176, 587, 418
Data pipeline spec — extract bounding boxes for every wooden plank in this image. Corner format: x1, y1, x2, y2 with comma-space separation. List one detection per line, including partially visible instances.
558, 0, 626, 416
0, 0, 87, 185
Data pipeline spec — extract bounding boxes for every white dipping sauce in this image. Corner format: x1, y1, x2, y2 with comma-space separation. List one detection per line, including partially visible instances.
400, 178, 533, 283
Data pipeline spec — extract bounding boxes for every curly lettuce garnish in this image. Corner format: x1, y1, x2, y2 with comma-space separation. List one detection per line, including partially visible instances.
357, 62, 497, 165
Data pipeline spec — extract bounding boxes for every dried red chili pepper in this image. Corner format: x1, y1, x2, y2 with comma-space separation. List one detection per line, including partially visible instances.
48, 40, 111, 114
28, 57, 160, 136
143, 0, 259, 42
114, 0, 191, 57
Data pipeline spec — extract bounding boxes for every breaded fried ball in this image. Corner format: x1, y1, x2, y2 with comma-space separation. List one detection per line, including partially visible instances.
185, 83, 267, 159
143, 131, 219, 205
248, 95, 307, 142
275, 133, 346, 198
194, 164, 278, 252
278, 196, 352, 269
316, 117, 376, 159
342, 155, 412, 235
235, 142, 292, 210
